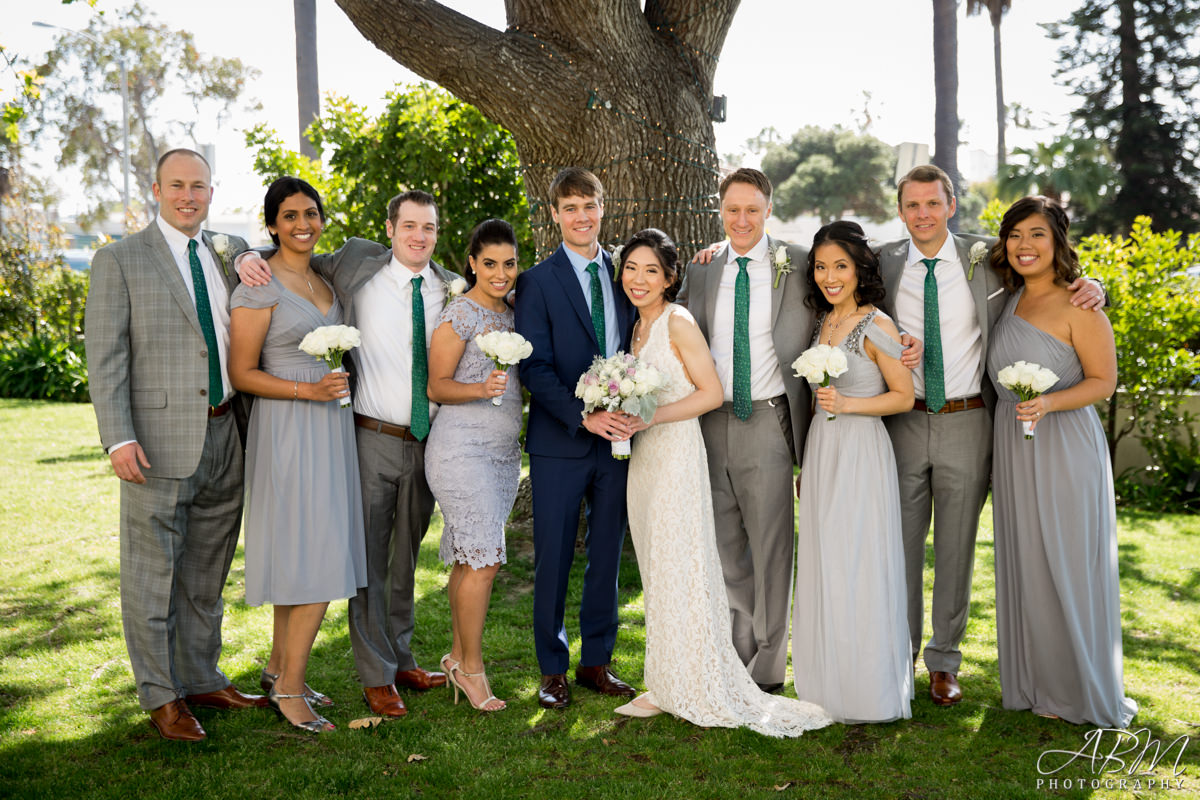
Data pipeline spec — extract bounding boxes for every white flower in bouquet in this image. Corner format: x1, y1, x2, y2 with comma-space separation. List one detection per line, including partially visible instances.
298, 324, 362, 407
996, 360, 1059, 439
474, 331, 534, 405
791, 344, 849, 419
574, 351, 668, 459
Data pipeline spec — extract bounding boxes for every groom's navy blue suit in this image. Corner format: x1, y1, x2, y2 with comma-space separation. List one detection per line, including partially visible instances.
515, 245, 635, 674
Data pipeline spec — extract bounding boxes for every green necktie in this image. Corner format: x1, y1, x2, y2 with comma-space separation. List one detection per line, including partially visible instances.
585, 261, 607, 357
732, 256, 752, 421
410, 275, 430, 440
921, 257, 946, 413
187, 239, 222, 408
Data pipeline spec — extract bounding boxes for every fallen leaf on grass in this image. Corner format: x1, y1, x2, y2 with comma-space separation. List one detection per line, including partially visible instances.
348, 717, 384, 729
406, 753, 427, 763
773, 783, 793, 792
602, 738, 613, 745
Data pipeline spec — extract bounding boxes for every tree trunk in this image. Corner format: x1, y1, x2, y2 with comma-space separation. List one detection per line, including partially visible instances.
992, 13, 1005, 171
294, 0, 321, 161
931, 0, 962, 231
1113, 0, 1146, 231
333, 0, 736, 260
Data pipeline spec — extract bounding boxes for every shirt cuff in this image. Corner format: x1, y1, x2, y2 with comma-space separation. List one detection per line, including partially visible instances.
107, 439, 137, 455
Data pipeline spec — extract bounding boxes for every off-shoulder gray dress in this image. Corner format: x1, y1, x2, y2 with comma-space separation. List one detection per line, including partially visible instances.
987, 289, 1136, 728
424, 296, 522, 568
232, 277, 367, 606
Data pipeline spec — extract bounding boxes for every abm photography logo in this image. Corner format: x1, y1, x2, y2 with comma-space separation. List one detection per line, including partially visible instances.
1037, 727, 1192, 791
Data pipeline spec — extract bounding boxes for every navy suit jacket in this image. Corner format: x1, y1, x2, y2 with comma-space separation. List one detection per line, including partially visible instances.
515, 244, 635, 458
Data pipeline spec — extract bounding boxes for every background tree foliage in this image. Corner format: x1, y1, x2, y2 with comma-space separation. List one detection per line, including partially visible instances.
1048, 0, 1200, 233
760, 126, 895, 225
998, 132, 1118, 231
247, 84, 531, 273
32, 1, 260, 229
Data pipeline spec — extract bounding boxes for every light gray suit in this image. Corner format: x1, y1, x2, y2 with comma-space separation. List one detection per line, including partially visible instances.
878, 233, 1004, 675
85, 222, 248, 710
309, 237, 456, 686
678, 236, 815, 686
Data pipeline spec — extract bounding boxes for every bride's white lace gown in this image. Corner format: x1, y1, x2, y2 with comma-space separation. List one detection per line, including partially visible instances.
626, 303, 832, 737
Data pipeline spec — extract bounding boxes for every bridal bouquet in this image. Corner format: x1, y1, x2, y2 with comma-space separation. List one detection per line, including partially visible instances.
792, 344, 850, 420
475, 330, 533, 405
575, 351, 667, 459
996, 360, 1059, 439
299, 324, 362, 407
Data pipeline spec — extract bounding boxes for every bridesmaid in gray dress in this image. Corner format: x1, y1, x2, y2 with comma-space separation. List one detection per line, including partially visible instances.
229, 177, 367, 733
425, 219, 523, 712
986, 196, 1136, 728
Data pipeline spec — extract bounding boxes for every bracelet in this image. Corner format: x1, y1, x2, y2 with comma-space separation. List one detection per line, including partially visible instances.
293, 381, 298, 400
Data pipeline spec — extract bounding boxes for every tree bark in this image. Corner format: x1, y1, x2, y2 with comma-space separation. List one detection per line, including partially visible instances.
931, 0, 961, 231
295, 0, 321, 161
334, 0, 737, 258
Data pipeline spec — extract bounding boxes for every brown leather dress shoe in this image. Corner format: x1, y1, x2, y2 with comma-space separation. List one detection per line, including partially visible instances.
185, 684, 268, 710
575, 664, 636, 698
363, 684, 408, 718
148, 699, 206, 742
537, 674, 570, 709
395, 666, 447, 691
930, 671, 963, 706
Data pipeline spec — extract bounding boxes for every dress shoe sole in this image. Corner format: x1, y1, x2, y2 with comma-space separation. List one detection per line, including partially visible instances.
930, 694, 963, 706
147, 719, 205, 742
537, 696, 569, 709
575, 679, 635, 698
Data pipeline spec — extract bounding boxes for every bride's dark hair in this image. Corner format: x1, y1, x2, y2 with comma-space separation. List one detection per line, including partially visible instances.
617, 228, 680, 302
804, 220, 886, 311
464, 218, 518, 287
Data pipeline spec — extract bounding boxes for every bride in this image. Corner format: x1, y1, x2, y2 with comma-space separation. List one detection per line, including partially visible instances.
618, 228, 831, 737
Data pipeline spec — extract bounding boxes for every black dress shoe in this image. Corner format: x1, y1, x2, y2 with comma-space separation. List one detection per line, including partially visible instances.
756, 682, 784, 694
575, 664, 636, 697
538, 674, 569, 709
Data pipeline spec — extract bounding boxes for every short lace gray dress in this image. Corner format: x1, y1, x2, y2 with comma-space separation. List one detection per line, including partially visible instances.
424, 296, 522, 568
232, 277, 367, 606
987, 289, 1137, 728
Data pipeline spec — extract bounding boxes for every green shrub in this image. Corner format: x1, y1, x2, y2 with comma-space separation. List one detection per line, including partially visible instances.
0, 334, 89, 402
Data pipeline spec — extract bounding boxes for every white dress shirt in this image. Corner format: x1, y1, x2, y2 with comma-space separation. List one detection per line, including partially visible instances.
563, 242, 621, 358
894, 237, 983, 400
353, 255, 443, 426
708, 235, 787, 402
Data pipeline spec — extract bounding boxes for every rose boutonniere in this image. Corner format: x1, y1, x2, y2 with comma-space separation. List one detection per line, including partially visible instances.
771, 244, 792, 289
444, 276, 468, 302
610, 245, 624, 282
968, 241, 988, 281
210, 233, 233, 276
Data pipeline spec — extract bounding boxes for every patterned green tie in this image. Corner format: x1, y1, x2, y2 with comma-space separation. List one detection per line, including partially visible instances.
585, 261, 607, 357
732, 256, 752, 421
921, 258, 946, 413
187, 239, 222, 408
410, 275, 430, 440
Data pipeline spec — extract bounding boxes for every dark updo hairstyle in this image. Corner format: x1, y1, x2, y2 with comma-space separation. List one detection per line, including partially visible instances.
804, 220, 886, 311
989, 195, 1080, 291
618, 228, 681, 302
465, 218, 518, 287
263, 176, 325, 246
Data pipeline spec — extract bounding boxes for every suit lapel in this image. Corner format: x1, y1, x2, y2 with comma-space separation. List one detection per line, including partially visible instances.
201, 231, 238, 296
704, 248, 726, 335
882, 240, 907, 305
144, 226, 203, 338
548, 246, 599, 349
955, 235, 990, 353
767, 237, 786, 326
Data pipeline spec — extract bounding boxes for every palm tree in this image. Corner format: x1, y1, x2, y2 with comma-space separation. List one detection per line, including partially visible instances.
999, 133, 1117, 223
967, 0, 1012, 174
932, 0, 962, 230
294, 0, 319, 161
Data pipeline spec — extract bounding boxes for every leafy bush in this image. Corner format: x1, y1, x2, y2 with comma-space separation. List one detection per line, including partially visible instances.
0, 334, 89, 402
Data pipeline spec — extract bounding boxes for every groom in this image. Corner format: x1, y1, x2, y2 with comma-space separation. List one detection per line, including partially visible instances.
678, 168, 814, 692
515, 167, 637, 709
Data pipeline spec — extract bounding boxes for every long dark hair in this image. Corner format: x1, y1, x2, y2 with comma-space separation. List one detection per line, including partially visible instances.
618, 228, 681, 302
263, 176, 325, 246
465, 218, 518, 287
989, 196, 1080, 291
804, 220, 886, 312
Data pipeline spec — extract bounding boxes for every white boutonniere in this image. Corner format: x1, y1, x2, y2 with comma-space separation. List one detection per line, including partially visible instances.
210, 233, 233, 276
771, 244, 792, 289
444, 276, 468, 302
610, 245, 624, 281
968, 241, 988, 281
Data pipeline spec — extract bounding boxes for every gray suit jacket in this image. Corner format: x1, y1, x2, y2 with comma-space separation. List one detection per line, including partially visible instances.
678, 236, 815, 464
85, 223, 246, 478
877, 233, 1004, 411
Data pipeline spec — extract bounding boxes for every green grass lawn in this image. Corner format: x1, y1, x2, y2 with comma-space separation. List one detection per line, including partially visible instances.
0, 398, 1197, 799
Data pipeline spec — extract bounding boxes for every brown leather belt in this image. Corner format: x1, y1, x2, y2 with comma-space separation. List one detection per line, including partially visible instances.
914, 395, 985, 415
354, 412, 419, 441
208, 402, 232, 418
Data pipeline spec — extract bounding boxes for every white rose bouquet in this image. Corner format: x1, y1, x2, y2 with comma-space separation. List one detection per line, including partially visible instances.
791, 344, 850, 420
996, 360, 1059, 439
474, 330, 533, 405
574, 351, 667, 459
298, 324, 362, 407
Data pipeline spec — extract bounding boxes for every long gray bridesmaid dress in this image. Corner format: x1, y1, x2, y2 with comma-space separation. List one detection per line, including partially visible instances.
232, 277, 367, 607
987, 289, 1137, 728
